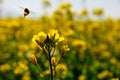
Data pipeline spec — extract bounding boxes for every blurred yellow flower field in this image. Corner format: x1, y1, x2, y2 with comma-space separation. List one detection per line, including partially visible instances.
0, 3, 120, 80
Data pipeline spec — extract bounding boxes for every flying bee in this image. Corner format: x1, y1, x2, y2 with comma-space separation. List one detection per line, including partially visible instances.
24, 8, 30, 17
19, 7, 35, 17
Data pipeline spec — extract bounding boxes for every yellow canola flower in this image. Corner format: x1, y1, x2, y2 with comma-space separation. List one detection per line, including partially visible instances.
62, 45, 70, 54
32, 29, 64, 50
14, 61, 28, 75
43, 0, 51, 6
78, 75, 86, 80
72, 39, 86, 50
93, 8, 103, 15
38, 32, 47, 42
97, 70, 113, 79
32, 32, 47, 47
48, 29, 64, 42
48, 29, 59, 40
110, 78, 119, 80
18, 62, 28, 70
0, 64, 10, 72
22, 72, 31, 80
81, 8, 88, 16
56, 64, 67, 75
59, 3, 71, 9
58, 37, 64, 42
14, 67, 23, 75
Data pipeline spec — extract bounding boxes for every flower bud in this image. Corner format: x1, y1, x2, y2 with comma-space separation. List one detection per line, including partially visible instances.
62, 45, 70, 54
30, 54, 37, 64
51, 57, 56, 67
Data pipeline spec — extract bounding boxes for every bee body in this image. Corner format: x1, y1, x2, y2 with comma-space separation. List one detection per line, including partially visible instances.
24, 8, 30, 17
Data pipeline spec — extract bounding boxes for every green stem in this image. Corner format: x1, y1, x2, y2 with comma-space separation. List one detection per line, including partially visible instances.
53, 67, 56, 80
55, 53, 64, 68
48, 51, 54, 80
35, 64, 49, 80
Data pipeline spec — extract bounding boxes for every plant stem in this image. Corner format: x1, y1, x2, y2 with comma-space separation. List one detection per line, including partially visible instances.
36, 64, 49, 80
48, 51, 54, 80
53, 67, 56, 80
55, 53, 64, 68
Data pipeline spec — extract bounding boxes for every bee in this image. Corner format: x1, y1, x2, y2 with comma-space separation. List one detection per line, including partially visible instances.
23, 8, 30, 17
19, 7, 35, 17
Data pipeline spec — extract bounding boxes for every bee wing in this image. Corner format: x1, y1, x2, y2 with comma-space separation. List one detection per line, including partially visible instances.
30, 11, 36, 14
19, 6, 25, 9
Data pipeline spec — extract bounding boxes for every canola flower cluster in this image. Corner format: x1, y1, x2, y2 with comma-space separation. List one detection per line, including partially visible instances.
32, 29, 64, 51
0, 3, 120, 80
30, 29, 69, 80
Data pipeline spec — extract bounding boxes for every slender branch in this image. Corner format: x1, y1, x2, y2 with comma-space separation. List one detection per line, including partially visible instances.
35, 64, 49, 80
55, 53, 64, 68
53, 67, 56, 80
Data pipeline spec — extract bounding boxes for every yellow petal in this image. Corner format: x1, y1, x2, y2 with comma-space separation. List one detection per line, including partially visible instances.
58, 37, 64, 42
38, 32, 47, 43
